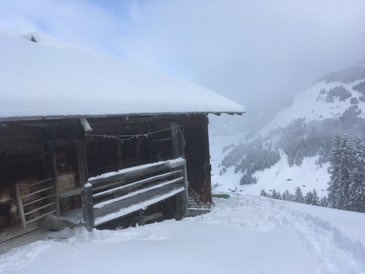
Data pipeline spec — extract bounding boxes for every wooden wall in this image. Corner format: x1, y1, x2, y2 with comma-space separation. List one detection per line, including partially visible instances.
180, 115, 212, 203
0, 114, 212, 234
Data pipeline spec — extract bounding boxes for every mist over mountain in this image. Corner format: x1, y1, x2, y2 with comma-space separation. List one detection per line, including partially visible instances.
210, 61, 365, 197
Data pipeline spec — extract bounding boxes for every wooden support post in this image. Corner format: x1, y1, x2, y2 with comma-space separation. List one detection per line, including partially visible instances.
148, 124, 154, 162
180, 129, 186, 159
80, 117, 92, 133
138, 209, 145, 226
136, 133, 142, 164
15, 183, 26, 229
201, 116, 212, 203
170, 122, 180, 159
47, 123, 61, 216
116, 141, 122, 170
82, 183, 94, 231
175, 165, 188, 220
171, 122, 187, 219
175, 194, 183, 220
182, 164, 189, 216
77, 139, 89, 186
50, 140, 60, 216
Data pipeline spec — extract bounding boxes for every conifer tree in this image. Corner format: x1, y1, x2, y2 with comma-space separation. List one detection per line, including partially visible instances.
260, 189, 268, 197
282, 190, 291, 201
348, 137, 365, 212
312, 189, 319, 206
294, 187, 304, 203
271, 189, 278, 199
328, 135, 342, 208
328, 135, 352, 209
305, 191, 314, 205
320, 196, 328, 207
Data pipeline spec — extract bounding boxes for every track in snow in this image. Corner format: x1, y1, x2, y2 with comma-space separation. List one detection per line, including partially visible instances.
203, 195, 365, 274
1, 194, 364, 274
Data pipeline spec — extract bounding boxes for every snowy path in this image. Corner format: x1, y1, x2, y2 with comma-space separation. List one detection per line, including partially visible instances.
0, 195, 364, 274
202, 195, 365, 274
290, 209, 365, 274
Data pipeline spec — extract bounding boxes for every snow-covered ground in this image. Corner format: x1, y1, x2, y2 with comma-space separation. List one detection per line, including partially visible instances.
1, 194, 364, 274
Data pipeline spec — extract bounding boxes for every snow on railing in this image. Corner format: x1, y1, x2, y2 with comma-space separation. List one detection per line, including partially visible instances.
82, 158, 188, 231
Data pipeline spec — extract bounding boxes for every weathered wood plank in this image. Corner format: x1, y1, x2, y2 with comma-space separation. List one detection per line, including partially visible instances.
20, 186, 55, 199
24, 202, 56, 216
18, 178, 53, 191
94, 183, 183, 219
82, 184, 94, 232
26, 210, 57, 225
94, 177, 184, 210
93, 170, 182, 199
23, 194, 56, 207
94, 185, 184, 226
89, 158, 185, 187
143, 212, 163, 223
83, 158, 188, 230
58, 188, 81, 199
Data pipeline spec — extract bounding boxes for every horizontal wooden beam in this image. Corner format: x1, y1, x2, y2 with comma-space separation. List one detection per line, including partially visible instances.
93, 170, 182, 198
88, 158, 186, 188
94, 177, 184, 209
24, 202, 56, 216
94, 185, 184, 226
26, 210, 56, 225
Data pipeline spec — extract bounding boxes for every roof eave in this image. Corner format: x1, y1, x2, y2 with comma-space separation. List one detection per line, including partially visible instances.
0, 111, 245, 123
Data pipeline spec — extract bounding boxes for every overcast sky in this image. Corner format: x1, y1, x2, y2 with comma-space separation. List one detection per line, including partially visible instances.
1, 0, 365, 115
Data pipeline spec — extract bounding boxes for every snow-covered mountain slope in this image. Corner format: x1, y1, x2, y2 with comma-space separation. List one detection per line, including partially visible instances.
210, 62, 365, 196
213, 152, 330, 195
259, 62, 365, 137
211, 137, 330, 196
1, 195, 364, 274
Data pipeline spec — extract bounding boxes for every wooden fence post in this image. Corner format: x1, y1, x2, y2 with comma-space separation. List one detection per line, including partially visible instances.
181, 165, 189, 217
175, 165, 188, 220
82, 183, 94, 231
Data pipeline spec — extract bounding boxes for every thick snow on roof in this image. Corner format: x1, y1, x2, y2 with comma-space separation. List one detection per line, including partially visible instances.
0, 30, 245, 120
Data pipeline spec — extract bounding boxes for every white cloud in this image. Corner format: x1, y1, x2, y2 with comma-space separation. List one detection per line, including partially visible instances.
1, 0, 365, 115
0, 0, 127, 53
116, 0, 365, 109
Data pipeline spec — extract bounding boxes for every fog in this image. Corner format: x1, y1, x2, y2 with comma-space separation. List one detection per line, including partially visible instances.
1, 0, 365, 130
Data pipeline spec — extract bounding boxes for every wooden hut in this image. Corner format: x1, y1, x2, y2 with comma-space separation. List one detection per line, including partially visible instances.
0, 31, 245, 242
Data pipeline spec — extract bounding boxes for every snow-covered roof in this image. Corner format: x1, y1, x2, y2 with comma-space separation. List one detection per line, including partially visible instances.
0, 29, 245, 121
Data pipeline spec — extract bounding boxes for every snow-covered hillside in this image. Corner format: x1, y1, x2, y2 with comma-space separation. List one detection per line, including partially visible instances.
1, 195, 364, 274
211, 140, 330, 196
259, 62, 365, 137
211, 62, 365, 197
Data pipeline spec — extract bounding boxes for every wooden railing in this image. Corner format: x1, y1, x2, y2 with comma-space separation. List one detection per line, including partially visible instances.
15, 178, 57, 229
82, 157, 188, 231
